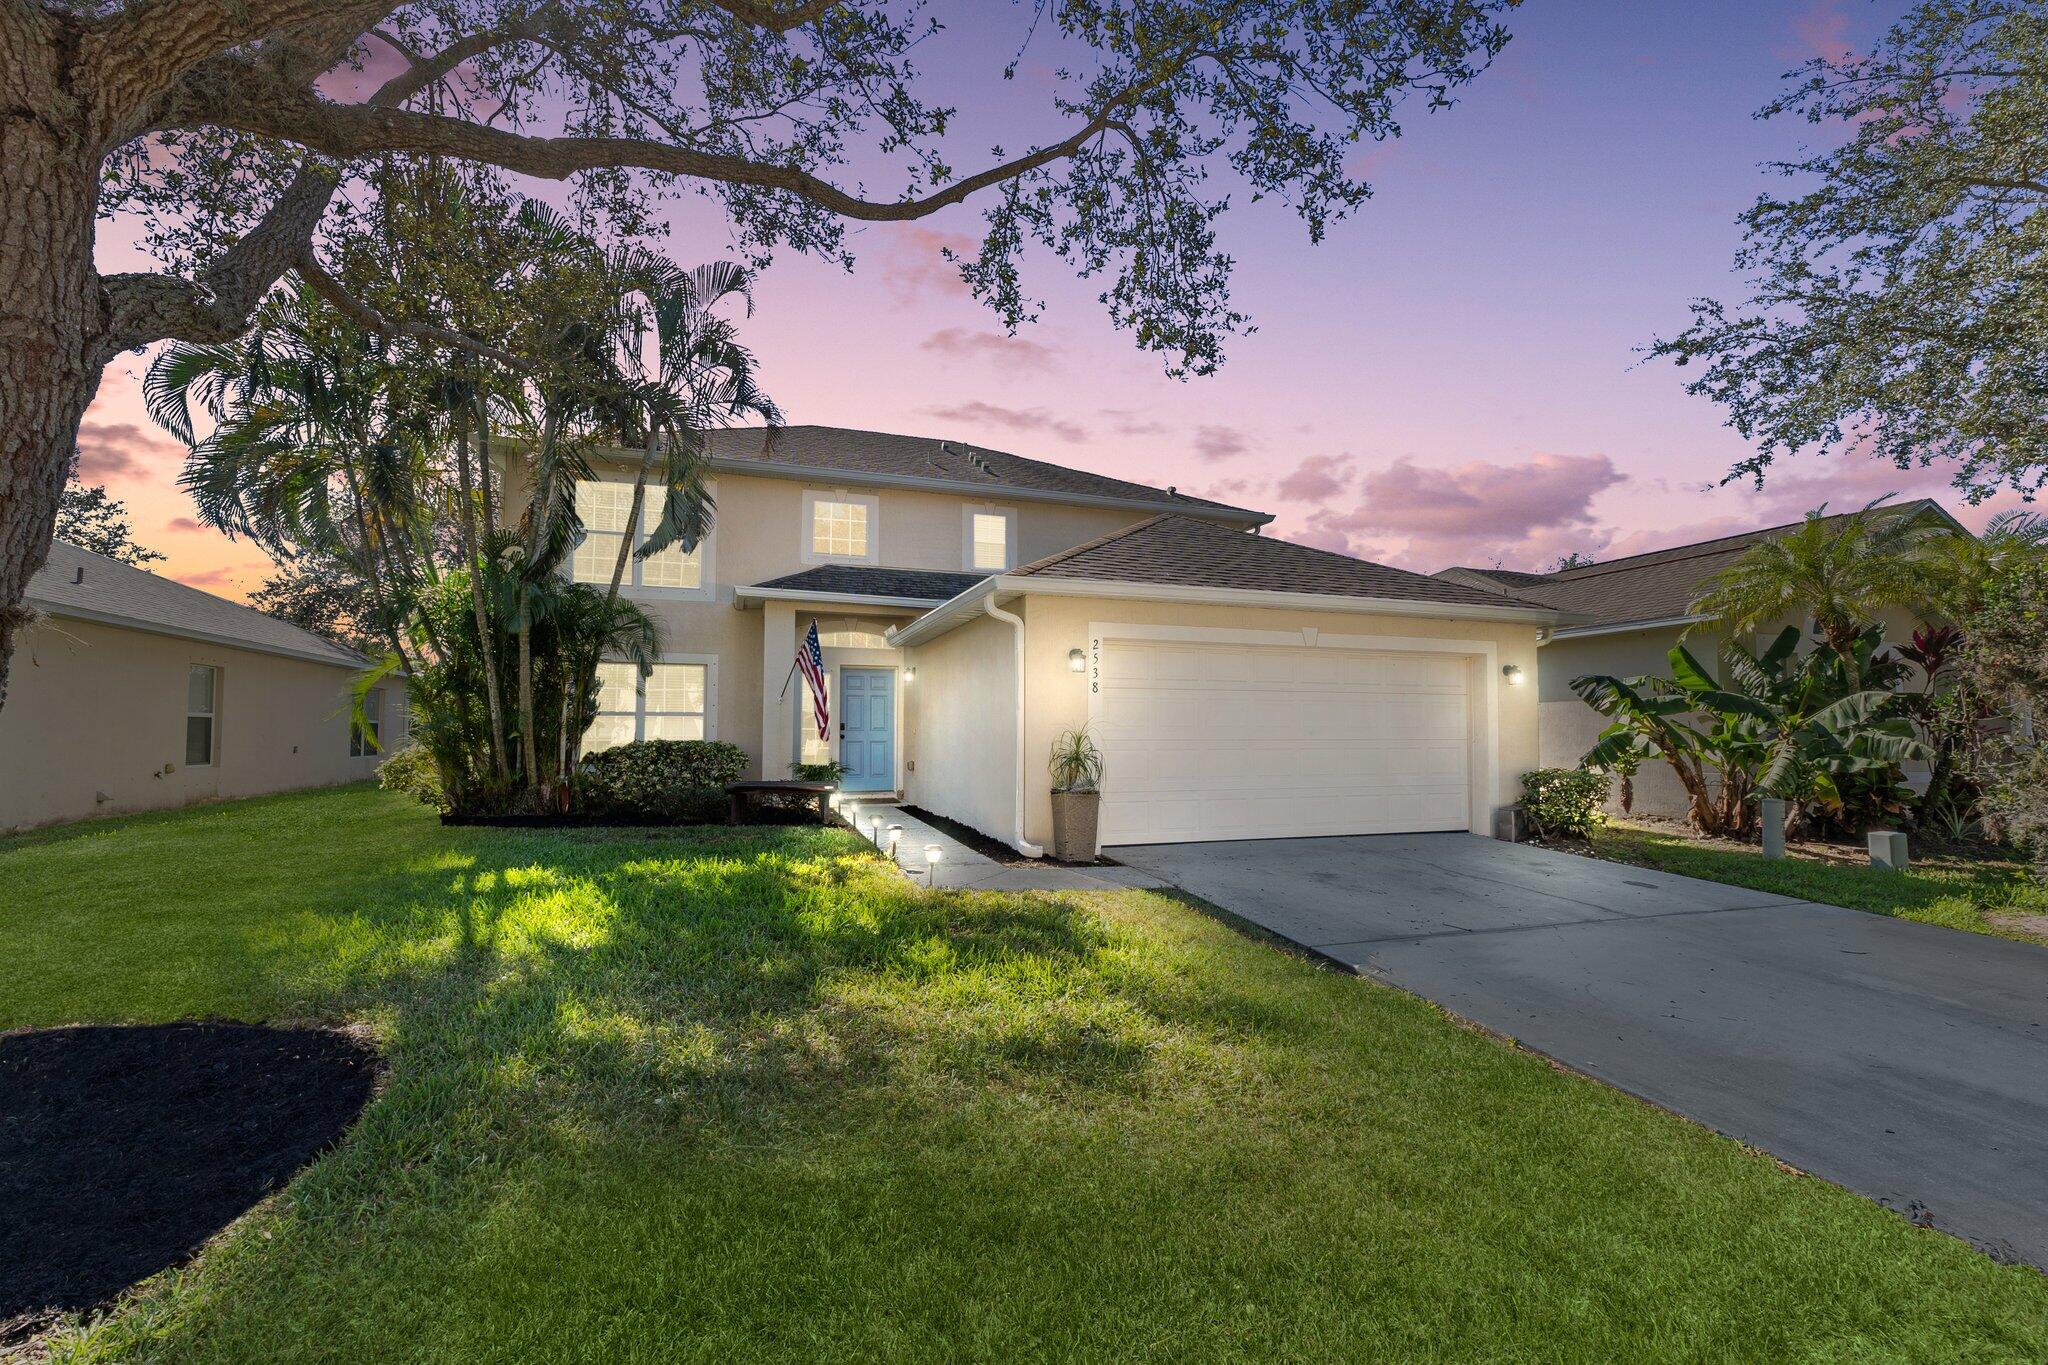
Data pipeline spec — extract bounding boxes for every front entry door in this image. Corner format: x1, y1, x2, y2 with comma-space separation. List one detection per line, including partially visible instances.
839, 667, 895, 792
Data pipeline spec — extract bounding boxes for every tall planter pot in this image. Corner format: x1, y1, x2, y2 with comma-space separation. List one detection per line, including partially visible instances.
1050, 790, 1101, 862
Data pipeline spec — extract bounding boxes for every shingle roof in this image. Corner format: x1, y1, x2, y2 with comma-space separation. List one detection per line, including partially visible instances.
1009, 514, 1560, 611
27, 541, 369, 668
699, 425, 1268, 523
1435, 499, 1961, 632
751, 565, 988, 602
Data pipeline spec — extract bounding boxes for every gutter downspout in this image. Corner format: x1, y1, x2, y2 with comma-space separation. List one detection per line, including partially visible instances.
983, 597, 1045, 858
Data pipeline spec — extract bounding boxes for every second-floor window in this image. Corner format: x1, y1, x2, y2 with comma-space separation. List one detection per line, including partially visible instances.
571, 481, 706, 592
802, 490, 879, 564
970, 512, 1010, 571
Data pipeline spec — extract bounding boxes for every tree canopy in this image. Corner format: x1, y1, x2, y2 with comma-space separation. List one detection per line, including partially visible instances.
1653, 0, 2048, 502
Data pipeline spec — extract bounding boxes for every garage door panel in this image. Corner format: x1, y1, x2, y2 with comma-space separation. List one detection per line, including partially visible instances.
1097, 639, 1476, 844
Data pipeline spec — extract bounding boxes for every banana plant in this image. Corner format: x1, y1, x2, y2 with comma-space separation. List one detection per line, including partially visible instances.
1575, 623, 1930, 838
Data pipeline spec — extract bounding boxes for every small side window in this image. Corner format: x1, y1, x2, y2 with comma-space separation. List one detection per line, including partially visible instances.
185, 664, 217, 767
351, 686, 384, 757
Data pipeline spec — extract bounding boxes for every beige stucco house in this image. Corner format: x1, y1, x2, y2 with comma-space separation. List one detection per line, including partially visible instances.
557, 426, 1565, 854
0, 541, 404, 832
1433, 500, 1961, 819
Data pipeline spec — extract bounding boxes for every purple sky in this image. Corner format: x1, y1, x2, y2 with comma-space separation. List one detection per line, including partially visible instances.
83, 0, 2015, 599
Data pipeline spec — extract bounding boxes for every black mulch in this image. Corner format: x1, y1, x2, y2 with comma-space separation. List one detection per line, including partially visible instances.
0, 1022, 381, 1337
898, 805, 1122, 869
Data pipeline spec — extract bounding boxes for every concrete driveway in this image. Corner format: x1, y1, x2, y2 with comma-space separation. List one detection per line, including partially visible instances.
1112, 833, 2048, 1266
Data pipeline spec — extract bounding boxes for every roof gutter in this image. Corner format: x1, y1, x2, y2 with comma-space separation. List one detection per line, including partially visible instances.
734, 585, 942, 612
28, 599, 373, 670
981, 597, 1045, 859
1546, 613, 1706, 642
691, 455, 1273, 527
884, 577, 1007, 648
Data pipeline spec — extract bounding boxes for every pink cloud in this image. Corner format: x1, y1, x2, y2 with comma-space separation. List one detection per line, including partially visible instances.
1100, 409, 1166, 436
1284, 451, 1626, 570
924, 400, 1086, 444
173, 566, 243, 593
1782, 0, 1855, 63
1191, 425, 1250, 462
1275, 454, 1355, 503
875, 225, 978, 307
74, 421, 180, 484
165, 516, 202, 533
919, 327, 1058, 372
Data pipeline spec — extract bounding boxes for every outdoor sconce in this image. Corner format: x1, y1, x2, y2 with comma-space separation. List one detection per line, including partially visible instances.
1068, 648, 1086, 673
903, 667, 916, 683
1502, 664, 1526, 686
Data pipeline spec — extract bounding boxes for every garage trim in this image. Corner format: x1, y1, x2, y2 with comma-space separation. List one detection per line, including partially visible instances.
1084, 620, 1501, 838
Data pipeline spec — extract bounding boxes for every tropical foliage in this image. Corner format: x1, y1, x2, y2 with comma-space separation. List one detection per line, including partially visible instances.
1049, 726, 1105, 794
1686, 501, 1951, 657
144, 177, 775, 814
1953, 556, 2048, 874
1575, 626, 1929, 840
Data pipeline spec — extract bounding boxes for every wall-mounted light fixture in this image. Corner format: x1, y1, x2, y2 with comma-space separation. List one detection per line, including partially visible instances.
1502, 663, 1526, 687
1068, 647, 1086, 673
903, 667, 916, 683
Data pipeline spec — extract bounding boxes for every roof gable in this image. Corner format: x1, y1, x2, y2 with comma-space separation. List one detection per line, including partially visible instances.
695, 425, 1269, 523
27, 542, 369, 668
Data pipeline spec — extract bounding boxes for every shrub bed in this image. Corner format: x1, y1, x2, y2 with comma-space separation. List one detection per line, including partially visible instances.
576, 739, 752, 822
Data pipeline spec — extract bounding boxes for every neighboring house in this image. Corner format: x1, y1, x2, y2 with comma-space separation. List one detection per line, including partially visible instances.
548, 425, 1564, 852
1433, 500, 1962, 820
0, 541, 404, 832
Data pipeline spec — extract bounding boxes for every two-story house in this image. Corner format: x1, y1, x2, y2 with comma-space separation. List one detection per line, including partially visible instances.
565, 425, 1565, 854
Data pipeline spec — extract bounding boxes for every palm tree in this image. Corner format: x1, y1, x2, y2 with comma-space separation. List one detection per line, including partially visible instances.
1687, 499, 1951, 658
1940, 510, 2048, 618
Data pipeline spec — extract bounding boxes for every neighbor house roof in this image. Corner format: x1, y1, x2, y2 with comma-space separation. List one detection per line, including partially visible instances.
1434, 498, 1965, 636
26, 541, 370, 669
890, 515, 1567, 646
694, 425, 1270, 526
741, 564, 988, 607
1010, 514, 1561, 610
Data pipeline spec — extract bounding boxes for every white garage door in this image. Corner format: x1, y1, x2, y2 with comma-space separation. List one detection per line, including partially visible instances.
1094, 638, 1475, 845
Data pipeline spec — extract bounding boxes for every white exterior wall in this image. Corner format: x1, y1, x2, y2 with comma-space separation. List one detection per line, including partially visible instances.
901, 611, 1017, 843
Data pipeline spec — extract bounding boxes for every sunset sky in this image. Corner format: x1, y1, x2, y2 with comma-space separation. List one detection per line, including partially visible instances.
78, 0, 2026, 601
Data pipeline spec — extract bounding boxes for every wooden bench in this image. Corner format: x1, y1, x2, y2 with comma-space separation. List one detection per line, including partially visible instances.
724, 779, 836, 826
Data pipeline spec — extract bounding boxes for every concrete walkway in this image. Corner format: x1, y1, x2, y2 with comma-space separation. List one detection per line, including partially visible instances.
1114, 832, 2048, 1267
841, 801, 1169, 891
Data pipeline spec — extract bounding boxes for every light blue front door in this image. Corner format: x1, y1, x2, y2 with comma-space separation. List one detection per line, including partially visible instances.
839, 667, 895, 792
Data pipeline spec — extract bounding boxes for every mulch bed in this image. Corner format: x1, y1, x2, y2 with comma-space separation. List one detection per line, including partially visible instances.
441, 807, 821, 828
898, 804, 1122, 869
0, 1021, 381, 1340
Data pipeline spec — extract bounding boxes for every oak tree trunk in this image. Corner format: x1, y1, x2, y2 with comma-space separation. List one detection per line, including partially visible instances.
0, 101, 102, 714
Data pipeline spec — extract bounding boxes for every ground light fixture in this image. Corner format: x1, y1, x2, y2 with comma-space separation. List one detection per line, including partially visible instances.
923, 844, 943, 884
1502, 663, 1526, 686
886, 824, 904, 859
867, 814, 885, 844
1068, 648, 1086, 672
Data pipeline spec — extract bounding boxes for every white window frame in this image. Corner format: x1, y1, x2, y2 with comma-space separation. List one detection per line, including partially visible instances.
568, 477, 717, 601
800, 489, 880, 566
185, 663, 218, 768
962, 504, 1018, 572
587, 653, 720, 749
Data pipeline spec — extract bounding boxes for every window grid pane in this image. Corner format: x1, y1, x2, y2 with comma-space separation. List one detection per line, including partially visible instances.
583, 662, 707, 751
187, 664, 215, 715
972, 514, 1008, 570
637, 504, 702, 589
811, 501, 868, 558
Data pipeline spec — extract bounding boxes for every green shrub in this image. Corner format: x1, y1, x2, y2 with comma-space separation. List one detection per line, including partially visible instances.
378, 744, 446, 812
1520, 767, 1608, 840
578, 740, 751, 820
790, 761, 847, 783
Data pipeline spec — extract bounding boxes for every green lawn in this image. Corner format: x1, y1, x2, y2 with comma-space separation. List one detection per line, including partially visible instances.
7, 787, 2047, 1362
1588, 821, 2048, 940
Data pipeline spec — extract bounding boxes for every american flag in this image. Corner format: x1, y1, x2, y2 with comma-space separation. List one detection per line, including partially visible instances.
796, 620, 829, 741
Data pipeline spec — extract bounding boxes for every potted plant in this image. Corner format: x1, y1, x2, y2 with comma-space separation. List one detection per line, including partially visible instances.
1048, 725, 1104, 861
